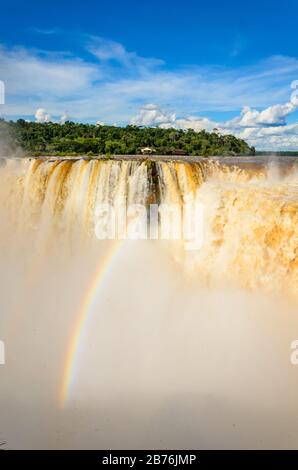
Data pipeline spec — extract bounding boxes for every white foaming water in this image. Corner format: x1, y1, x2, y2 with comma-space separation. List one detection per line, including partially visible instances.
0, 157, 298, 449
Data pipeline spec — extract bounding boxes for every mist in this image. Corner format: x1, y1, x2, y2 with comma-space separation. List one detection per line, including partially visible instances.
0, 121, 24, 158
0, 156, 298, 449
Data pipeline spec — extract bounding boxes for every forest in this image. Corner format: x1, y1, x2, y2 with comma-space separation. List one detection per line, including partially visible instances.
0, 119, 255, 157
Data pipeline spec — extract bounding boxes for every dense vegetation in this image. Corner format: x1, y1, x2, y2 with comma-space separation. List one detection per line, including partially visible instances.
0, 119, 255, 157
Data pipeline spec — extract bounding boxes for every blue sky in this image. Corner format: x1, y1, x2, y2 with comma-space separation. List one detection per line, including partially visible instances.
1, 0, 298, 149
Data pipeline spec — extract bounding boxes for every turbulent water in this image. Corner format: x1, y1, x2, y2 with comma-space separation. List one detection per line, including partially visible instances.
1, 157, 298, 449
2, 157, 298, 296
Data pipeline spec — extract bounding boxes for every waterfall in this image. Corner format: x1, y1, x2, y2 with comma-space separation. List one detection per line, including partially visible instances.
1, 156, 298, 449
1, 157, 297, 297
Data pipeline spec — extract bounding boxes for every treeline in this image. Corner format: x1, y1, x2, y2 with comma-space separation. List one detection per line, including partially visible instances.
0, 119, 255, 157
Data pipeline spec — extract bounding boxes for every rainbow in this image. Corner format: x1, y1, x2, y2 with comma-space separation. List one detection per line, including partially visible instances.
59, 240, 124, 407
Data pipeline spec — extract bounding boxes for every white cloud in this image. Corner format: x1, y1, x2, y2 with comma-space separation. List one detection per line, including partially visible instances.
131, 104, 216, 132
225, 102, 297, 128
59, 111, 69, 124
29, 27, 58, 35
88, 37, 163, 71
219, 100, 298, 149
35, 108, 51, 123
233, 123, 298, 150
1, 37, 298, 149
0, 44, 99, 98
131, 99, 298, 151
131, 104, 176, 126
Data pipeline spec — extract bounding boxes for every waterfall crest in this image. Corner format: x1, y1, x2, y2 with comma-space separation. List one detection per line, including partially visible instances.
1, 157, 298, 297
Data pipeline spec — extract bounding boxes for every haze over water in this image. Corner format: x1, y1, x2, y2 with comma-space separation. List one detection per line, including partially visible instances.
1, 156, 298, 449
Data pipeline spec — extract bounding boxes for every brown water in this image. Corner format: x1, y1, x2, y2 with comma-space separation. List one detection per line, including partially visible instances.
0, 156, 298, 449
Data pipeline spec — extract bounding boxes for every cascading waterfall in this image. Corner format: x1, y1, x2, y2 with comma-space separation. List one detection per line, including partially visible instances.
2, 156, 298, 449
1, 157, 298, 298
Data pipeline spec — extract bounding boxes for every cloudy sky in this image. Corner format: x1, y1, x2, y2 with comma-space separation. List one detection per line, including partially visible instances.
1, 0, 298, 149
